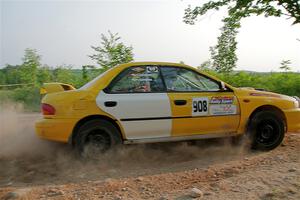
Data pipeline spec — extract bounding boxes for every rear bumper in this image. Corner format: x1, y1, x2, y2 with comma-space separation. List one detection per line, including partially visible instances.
35, 118, 77, 143
284, 108, 300, 133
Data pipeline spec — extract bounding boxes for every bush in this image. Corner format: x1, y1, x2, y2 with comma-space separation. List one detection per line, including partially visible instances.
0, 90, 14, 102
214, 72, 300, 97
0, 87, 41, 112
0, 71, 299, 112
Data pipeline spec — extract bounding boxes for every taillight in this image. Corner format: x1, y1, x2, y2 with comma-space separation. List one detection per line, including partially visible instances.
42, 103, 56, 115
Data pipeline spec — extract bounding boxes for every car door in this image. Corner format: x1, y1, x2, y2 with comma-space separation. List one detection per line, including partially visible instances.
160, 66, 240, 137
96, 65, 172, 140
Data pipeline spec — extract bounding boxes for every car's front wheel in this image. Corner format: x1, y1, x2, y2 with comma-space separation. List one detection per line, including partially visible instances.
248, 111, 285, 151
74, 119, 122, 158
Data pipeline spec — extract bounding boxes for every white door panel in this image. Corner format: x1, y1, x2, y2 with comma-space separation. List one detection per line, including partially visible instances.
121, 120, 171, 139
96, 91, 171, 139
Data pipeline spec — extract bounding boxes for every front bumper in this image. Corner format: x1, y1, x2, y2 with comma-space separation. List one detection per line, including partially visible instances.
35, 118, 77, 143
284, 108, 300, 133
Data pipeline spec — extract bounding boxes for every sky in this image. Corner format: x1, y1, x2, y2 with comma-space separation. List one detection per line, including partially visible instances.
1, 0, 300, 72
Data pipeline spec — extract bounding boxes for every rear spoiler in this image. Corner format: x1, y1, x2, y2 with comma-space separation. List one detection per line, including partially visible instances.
40, 83, 76, 95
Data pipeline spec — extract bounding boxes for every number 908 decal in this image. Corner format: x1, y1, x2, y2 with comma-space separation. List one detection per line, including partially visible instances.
192, 96, 237, 116
192, 97, 209, 116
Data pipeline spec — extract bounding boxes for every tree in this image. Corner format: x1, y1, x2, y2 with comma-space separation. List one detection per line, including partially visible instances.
81, 65, 97, 83
37, 65, 52, 85
52, 65, 75, 84
19, 48, 41, 85
184, 0, 300, 25
1, 65, 21, 84
210, 17, 240, 72
82, 65, 89, 82
198, 60, 212, 71
279, 60, 292, 72
184, 0, 300, 73
89, 31, 134, 71
0, 70, 5, 85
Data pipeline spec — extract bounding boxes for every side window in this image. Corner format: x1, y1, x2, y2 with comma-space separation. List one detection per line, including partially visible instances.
109, 66, 165, 93
160, 67, 220, 92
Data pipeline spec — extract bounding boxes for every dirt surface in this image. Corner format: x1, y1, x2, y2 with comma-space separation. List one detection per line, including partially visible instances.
0, 107, 299, 199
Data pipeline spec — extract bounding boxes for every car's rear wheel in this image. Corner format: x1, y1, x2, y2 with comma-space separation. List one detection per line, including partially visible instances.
248, 111, 285, 150
74, 119, 122, 158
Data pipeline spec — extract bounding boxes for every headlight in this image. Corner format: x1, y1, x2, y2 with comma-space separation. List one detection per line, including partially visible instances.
294, 96, 300, 108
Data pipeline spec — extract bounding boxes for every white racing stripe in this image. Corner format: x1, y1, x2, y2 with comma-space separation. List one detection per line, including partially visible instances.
96, 91, 171, 139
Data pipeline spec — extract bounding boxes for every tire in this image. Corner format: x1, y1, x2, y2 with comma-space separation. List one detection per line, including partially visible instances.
248, 111, 285, 151
74, 119, 122, 158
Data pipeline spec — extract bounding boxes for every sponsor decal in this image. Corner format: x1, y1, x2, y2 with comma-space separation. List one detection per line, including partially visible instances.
210, 96, 234, 104
133, 78, 153, 82
146, 66, 158, 73
210, 104, 237, 115
132, 67, 145, 72
136, 74, 154, 77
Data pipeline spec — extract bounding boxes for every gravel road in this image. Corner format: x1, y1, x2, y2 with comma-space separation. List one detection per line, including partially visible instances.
0, 109, 299, 199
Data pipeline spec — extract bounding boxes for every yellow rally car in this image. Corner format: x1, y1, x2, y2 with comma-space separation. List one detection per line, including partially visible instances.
35, 62, 300, 155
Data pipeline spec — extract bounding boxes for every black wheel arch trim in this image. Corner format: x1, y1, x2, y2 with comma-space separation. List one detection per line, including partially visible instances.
246, 105, 287, 133
69, 115, 124, 146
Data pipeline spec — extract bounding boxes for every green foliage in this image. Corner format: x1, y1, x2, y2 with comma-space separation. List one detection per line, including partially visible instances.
214, 71, 300, 97
37, 65, 52, 85
53, 65, 74, 83
0, 49, 87, 88
1, 68, 299, 112
0, 90, 14, 102
0, 64, 85, 111
19, 48, 41, 85
198, 60, 212, 71
82, 65, 89, 82
89, 31, 134, 70
1, 65, 22, 84
184, 0, 300, 73
210, 17, 240, 72
0, 87, 41, 111
0, 34, 133, 111
0, 71, 5, 85
279, 60, 292, 72
52, 65, 83, 88
184, 0, 300, 25
81, 65, 101, 84
11, 87, 41, 111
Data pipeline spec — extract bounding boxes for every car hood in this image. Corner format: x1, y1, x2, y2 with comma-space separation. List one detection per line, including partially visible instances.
237, 87, 296, 101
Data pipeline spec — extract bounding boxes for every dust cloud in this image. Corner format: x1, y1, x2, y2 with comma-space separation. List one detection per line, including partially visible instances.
0, 102, 251, 187
0, 103, 57, 158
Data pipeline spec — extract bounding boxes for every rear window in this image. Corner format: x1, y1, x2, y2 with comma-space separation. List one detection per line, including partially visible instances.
107, 66, 165, 93
78, 68, 113, 90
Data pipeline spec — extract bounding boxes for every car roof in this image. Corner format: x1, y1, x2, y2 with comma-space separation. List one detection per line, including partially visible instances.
115, 61, 191, 69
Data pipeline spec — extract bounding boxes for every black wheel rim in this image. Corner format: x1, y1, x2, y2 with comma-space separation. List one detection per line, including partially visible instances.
255, 119, 281, 147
